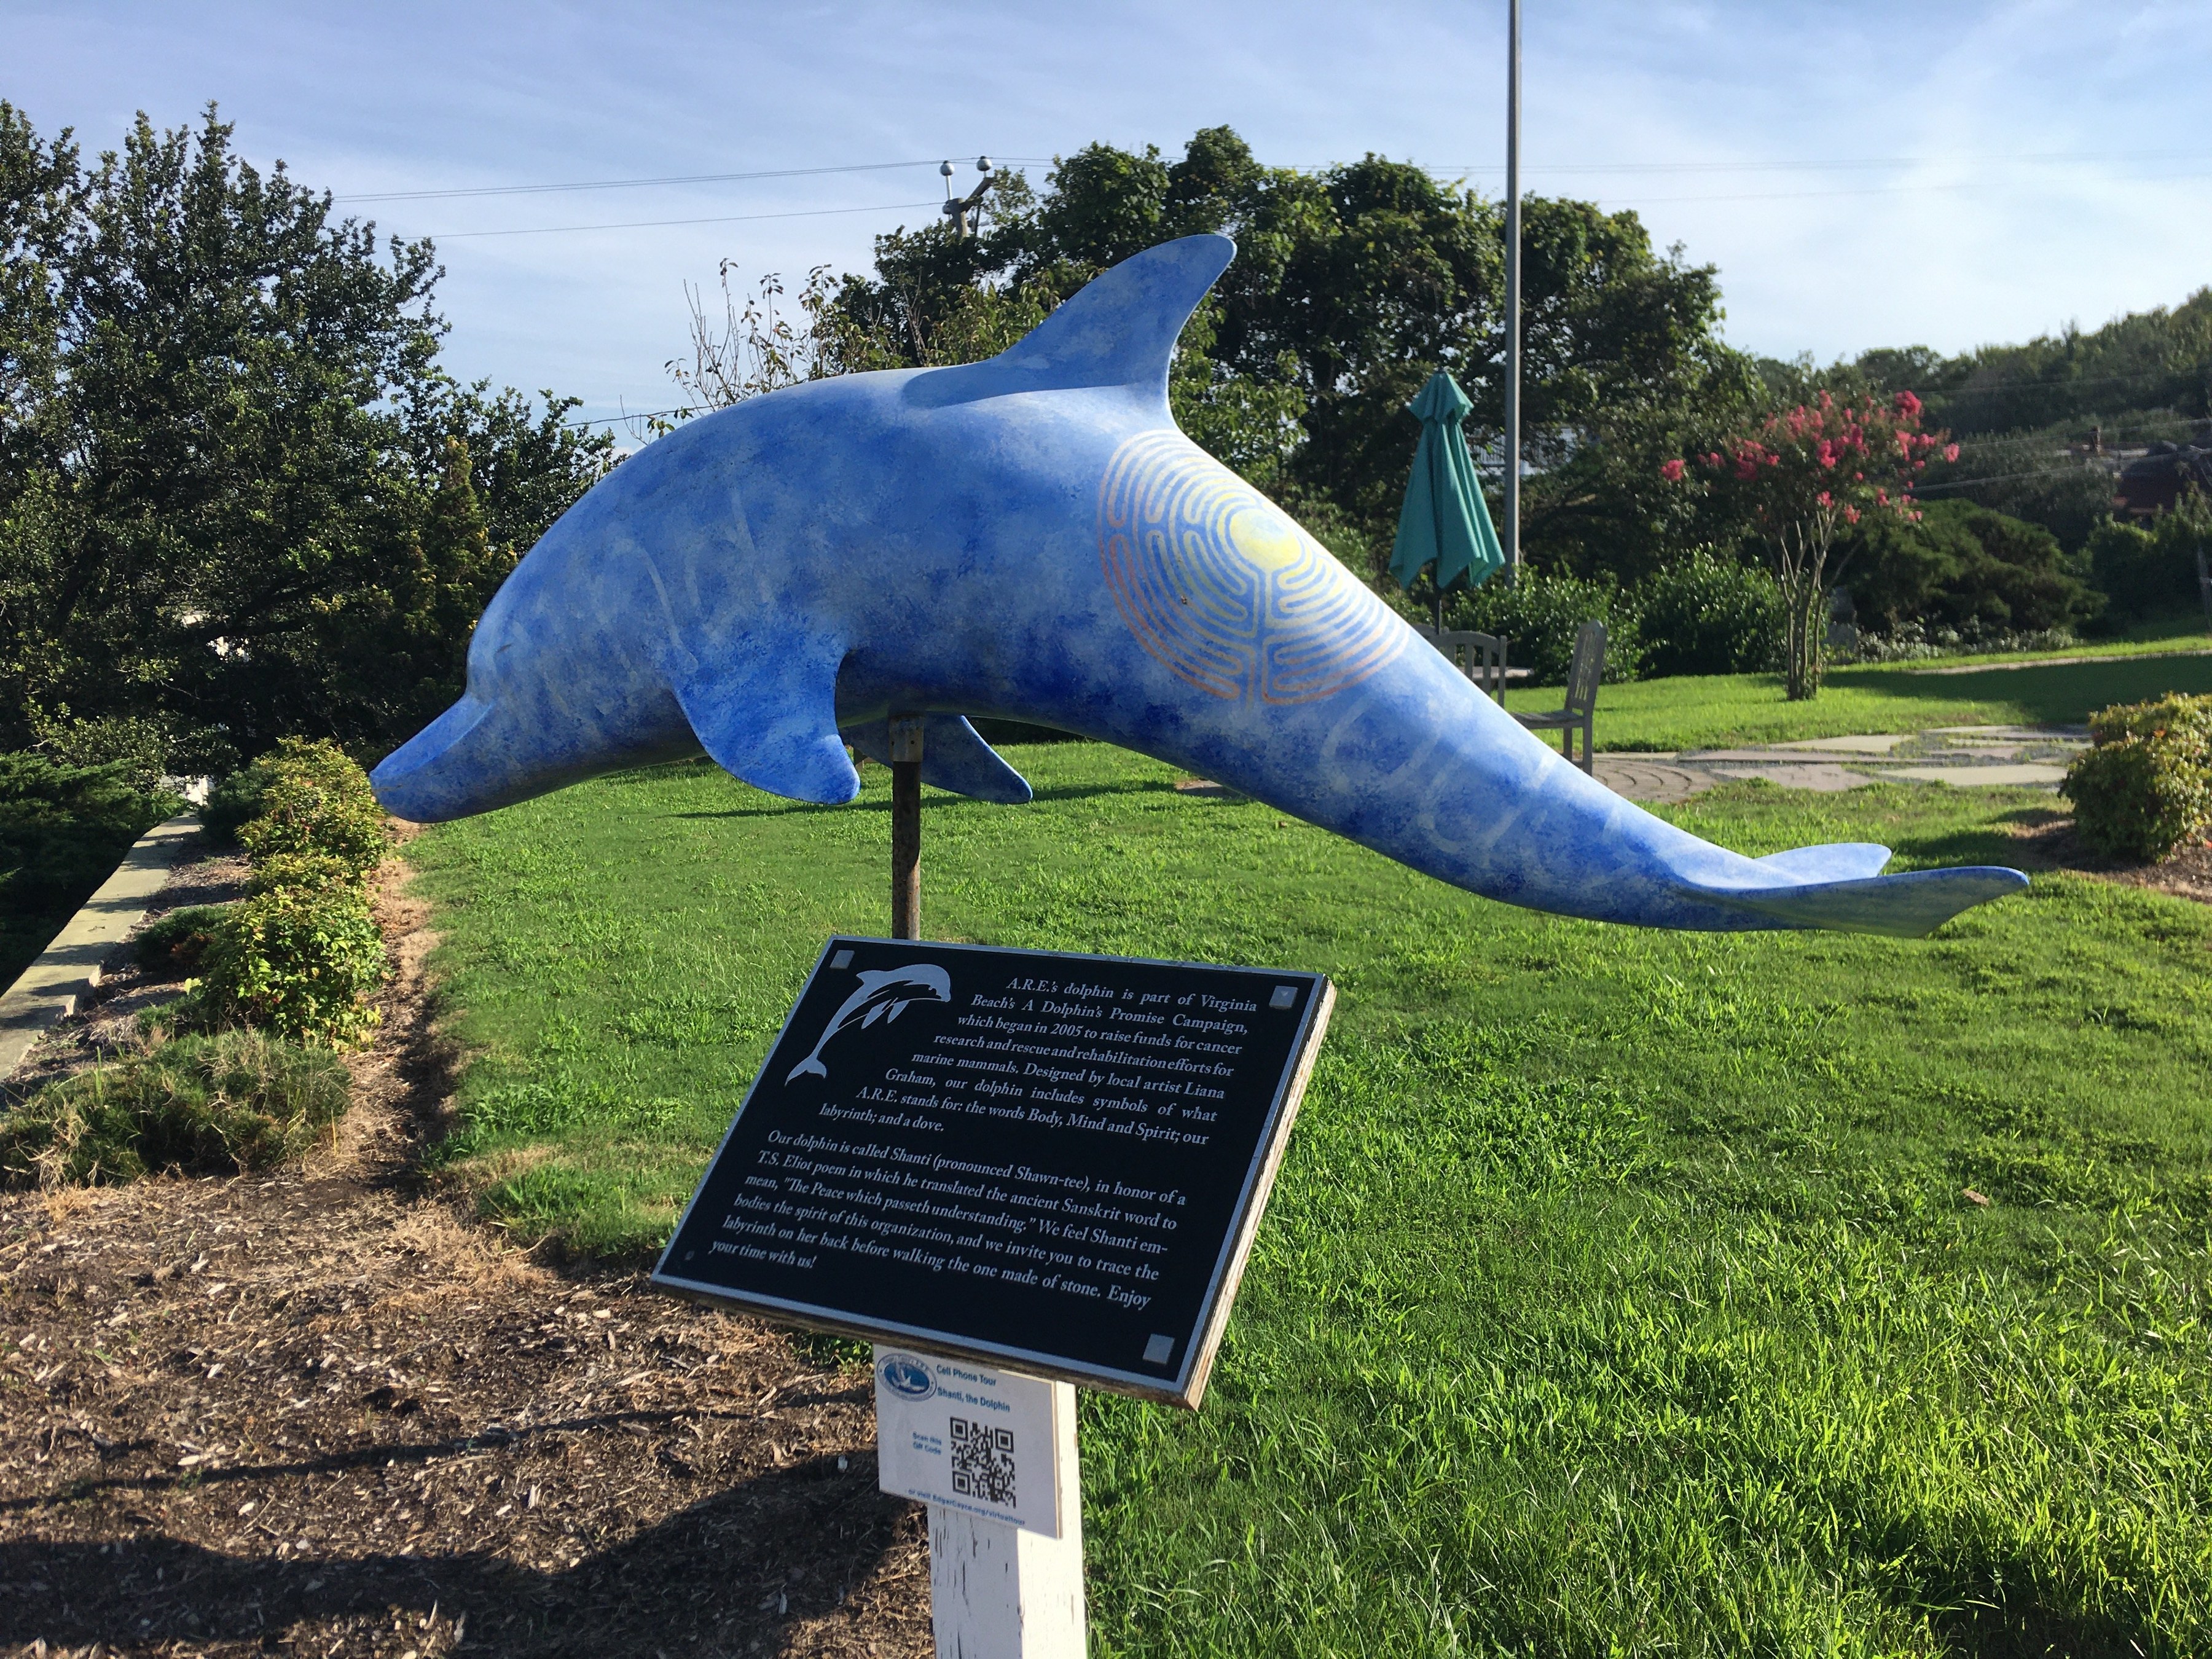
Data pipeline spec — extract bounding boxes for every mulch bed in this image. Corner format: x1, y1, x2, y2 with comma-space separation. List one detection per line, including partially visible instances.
2002, 810, 2212, 908
1, 860, 931, 1659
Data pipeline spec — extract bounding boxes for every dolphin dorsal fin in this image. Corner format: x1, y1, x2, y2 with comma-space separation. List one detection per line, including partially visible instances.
905, 233, 1234, 409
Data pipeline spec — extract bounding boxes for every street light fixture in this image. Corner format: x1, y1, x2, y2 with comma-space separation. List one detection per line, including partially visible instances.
941, 156, 996, 239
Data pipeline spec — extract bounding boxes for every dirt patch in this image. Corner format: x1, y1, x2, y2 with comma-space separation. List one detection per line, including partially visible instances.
1, 858, 930, 1658
2004, 812, 2212, 907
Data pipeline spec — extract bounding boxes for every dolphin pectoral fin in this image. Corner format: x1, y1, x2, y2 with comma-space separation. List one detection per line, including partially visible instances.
920, 716, 1033, 804
844, 716, 1034, 805
1698, 864, 2031, 938
670, 650, 860, 806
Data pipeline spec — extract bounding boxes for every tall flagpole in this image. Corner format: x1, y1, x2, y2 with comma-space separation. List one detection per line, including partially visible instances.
1503, 0, 1522, 584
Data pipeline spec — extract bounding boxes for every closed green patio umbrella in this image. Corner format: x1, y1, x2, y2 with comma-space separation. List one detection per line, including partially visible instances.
1389, 369, 1505, 627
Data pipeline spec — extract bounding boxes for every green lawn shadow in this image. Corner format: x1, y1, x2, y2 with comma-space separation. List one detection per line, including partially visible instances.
1838, 654, 2212, 724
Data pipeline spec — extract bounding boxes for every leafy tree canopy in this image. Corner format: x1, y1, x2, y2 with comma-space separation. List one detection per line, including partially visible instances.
1849, 289, 2212, 551
813, 128, 1754, 582
0, 103, 613, 767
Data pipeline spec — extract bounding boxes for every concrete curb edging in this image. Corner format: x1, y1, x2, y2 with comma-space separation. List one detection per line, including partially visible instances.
0, 815, 203, 1084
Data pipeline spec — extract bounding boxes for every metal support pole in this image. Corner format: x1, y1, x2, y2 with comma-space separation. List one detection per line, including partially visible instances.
1503, 0, 1523, 585
890, 715, 923, 940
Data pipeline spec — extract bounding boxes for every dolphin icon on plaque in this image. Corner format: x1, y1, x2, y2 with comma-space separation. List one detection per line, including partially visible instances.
785, 963, 953, 1083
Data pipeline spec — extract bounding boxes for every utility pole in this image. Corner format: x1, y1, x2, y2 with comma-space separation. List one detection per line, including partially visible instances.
1504, 0, 1523, 585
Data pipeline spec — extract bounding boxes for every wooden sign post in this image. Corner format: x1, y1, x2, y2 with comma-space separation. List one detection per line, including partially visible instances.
655, 938, 1333, 1657
890, 714, 924, 941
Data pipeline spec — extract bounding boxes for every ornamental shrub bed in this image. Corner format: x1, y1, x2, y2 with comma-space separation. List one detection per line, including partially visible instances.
0, 1029, 351, 1188
184, 880, 388, 1046
229, 736, 391, 876
1447, 570, 1644, 684
1632, 551, 1783, 678
2062, 692, 2212, 861
164, 739, 394, 1046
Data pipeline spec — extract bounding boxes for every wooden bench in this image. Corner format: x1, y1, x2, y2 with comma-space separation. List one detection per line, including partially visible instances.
1512, 620, 1606, 774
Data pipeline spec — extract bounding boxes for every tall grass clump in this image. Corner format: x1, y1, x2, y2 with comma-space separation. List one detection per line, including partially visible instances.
0, 1030, 351, 1188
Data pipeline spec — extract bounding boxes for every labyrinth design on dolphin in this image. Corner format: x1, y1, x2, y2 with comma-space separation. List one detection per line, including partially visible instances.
1097, 429, 1406, 703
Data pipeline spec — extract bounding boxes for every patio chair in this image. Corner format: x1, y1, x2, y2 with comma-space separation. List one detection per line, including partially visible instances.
1513, 620, 1606, 774
1413, 624, 1512, 702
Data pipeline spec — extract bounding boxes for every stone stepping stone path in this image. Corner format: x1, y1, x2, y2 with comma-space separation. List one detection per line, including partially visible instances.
1593, 724, 2088, 804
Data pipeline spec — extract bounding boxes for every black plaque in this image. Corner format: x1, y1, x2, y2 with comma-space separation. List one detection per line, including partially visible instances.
652, 937, 1333, 1406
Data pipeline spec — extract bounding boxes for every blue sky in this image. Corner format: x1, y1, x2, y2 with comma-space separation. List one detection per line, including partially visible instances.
7, 1, 2209, 431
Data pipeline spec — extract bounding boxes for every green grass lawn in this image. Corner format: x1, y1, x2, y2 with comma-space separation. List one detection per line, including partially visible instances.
1524, 646, 2212, 752
403, 745, 2212, 1655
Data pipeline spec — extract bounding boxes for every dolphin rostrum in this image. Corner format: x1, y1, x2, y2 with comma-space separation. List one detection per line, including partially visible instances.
786, 964, 953, 1083
371, 234, 2027, 937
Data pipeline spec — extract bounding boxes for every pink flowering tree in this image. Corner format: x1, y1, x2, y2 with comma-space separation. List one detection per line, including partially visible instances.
1661, 390, 1956, 699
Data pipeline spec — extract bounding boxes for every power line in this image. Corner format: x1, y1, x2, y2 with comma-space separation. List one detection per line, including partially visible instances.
336, 145, 2210, 211
428, 200, 940, 240
1913, 465, 2109, 492
563, 405, 686, 430
336, 160, 945, 203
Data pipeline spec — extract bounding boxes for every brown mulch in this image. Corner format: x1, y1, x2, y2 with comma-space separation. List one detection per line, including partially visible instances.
2002, 810, 2212, 908
1, 858, 931, 1659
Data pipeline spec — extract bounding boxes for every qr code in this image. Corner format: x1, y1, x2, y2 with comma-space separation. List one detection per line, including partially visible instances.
949, 1416, 1016, 1508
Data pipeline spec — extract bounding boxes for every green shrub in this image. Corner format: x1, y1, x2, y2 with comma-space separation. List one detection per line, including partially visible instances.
2086, 692, 2212, 750
0, 1030, 351, 1188
188, 884, 389, 1045
1631, 551, 1783, 678
1449, 570, 1643, 684
246, 850, 358, 895
2085, 488, 2211, 623
135, 904, 235, 975
234, 737, 389, 877
2062, 693, 2212, 861
1835, 498, 2103, 635
202, 764, 271, 843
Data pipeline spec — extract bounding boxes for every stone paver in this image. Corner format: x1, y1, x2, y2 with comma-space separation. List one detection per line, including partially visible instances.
1708, 762, 1873, 792
1592, 756, 1716, 804
1771, 734, 1912, 754
0, 815, 200, 1080
1886, 763, 2071, 788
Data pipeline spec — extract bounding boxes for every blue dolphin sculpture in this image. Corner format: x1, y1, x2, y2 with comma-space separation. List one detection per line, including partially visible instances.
372, 234, 2026, 936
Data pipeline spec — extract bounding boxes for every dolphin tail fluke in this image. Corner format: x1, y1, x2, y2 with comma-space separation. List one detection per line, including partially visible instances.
1702, 863, 2030, 938
844, 715, 1033, 804
1749, 842, 1895, 883
785, 1056, 828, 1083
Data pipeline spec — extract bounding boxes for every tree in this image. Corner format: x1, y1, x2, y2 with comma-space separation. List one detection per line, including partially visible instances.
1663, 389, 1948, 699
801, 128, 1743, 582
0, 103, 613, 764
1835, 498, 2102, 637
